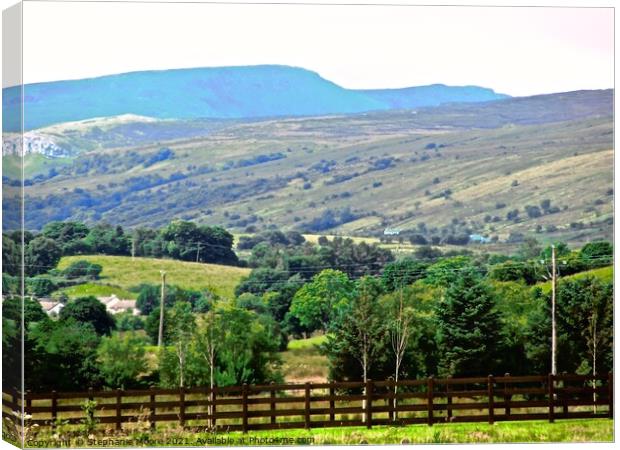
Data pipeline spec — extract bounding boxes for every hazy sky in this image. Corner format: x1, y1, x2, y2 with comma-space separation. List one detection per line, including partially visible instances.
19, 1, 614, 96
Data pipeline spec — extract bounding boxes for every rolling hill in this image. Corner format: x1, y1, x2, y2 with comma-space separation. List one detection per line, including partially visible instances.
5, 87, 613, 250
2, 65, 508, 131
57, 255, 251, 300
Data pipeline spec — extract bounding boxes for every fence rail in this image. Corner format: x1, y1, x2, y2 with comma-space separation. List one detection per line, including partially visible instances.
2, 373, 612, 432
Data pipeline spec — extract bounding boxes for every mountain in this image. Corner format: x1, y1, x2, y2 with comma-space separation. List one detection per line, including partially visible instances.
361, 84, 509, 109
2, 65, 509, 131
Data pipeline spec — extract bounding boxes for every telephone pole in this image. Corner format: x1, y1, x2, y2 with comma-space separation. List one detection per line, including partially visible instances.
551, 245, 557, 375
196, 243, 201, 263
158, 270, 166, 347
131, 237, 136, 261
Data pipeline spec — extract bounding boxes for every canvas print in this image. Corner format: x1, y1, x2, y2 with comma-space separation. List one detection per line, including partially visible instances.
1, 1, 614, 447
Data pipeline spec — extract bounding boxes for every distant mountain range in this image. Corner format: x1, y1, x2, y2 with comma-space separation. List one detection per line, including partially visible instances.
2, 65, 509, 131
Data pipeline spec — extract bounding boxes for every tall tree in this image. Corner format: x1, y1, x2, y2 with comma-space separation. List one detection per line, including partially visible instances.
435, 267, 501, 377
59, 296, 116, 336
289, 269, 355, 333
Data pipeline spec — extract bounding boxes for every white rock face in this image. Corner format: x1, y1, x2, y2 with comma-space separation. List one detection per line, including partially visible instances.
2, 132, 71, 158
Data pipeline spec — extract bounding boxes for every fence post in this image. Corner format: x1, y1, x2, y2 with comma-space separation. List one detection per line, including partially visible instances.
365, 379, 373, 429
149, 387, 156, 430
427, 376, 434, 426
115, 389, 122, 431
608, 372, 613, 419
446, 377, 452, 423
388, 379, 394, 422
270, 382, 276, 425
329, 383, 335, 423
11, 388, 18, 413
179, 387, 186, 427
562, 373, 568, 418
487, 375, 495, 425
51, 391, 58, 427
504, 373, 511, 419
25, 391, 32, 417
548, 373, 555, 423
242, 384, 248, 433
304, 382, 311, 429
211, 386, 217, 429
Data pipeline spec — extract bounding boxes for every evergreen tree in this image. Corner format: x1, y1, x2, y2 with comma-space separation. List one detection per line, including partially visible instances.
435, 267, 501, 377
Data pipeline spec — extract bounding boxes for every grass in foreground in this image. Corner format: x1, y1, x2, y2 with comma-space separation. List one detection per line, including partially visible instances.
207, 420, 613, 445
57, 255, 251, 299
19, 419, 612, 447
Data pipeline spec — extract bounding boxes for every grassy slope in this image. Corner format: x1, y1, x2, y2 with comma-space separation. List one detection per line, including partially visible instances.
57, 255, 250, 299
24, 106, 613, 248
536, 265, 613, 293
60, 283, 137, 300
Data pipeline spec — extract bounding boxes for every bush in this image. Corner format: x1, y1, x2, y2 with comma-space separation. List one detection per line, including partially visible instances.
62, 260, 103, 280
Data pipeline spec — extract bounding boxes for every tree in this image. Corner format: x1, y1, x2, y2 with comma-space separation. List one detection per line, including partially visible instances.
580, 241, 613, 267
425, 256, 473, 288
84, 223, 131, 255
518, 237, 542, 260
59, 296, 116, 336
385, 287, 416, 418
289, 269, 355, 333
25, 236, 62, 276
194, 309, 225, 426
41, 221, 90, 255
28, 318, 102, 391
62, 260, 103, 279
324, 277, 387, 383
435, 268, 501, 377
381, 259, 429, 291
2, 234, 21, 276
166, 302, 196, 387
97, 332, 149, 389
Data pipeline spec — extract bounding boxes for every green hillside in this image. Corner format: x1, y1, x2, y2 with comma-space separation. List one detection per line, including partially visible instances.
57, 255, 250, 299
16, 90, 613, 249
536, 265, 613, 293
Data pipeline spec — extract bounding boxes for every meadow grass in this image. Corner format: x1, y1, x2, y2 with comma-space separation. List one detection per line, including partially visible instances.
280, 335, 329, 383
57, 255, 250, 299
536, 265, 613, 293
21, 419, 613, 446
60, 283, 137, 299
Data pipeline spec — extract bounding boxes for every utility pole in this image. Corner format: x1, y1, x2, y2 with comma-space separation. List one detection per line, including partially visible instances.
551, 245, 557, 376
196, 243, 201, 263
158, 270, 166, 347
131, 237, 136, 261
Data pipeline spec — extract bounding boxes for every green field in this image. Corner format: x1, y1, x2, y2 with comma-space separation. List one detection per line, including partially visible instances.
203, 420, 613, 445
18, 419, 612, 446
280, 335, 329, 383
60, 283, 137, 300
536, 265, 613, 293
57, 255, 251, 299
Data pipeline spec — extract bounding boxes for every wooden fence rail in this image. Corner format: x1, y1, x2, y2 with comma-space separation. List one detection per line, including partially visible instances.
2, 373, 612, 433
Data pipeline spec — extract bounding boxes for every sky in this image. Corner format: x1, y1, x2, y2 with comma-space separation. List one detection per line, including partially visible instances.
14, 0, 615, 96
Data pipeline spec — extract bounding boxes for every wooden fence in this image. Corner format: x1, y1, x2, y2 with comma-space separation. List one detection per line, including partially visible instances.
2, 373, 612, 433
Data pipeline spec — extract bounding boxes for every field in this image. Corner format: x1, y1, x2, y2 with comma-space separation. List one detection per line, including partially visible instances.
194, 420, 614, 444
13, 419, 614, 446
280, 335, 328, 383
536, 265, 613, 293
57, 255, 250, 299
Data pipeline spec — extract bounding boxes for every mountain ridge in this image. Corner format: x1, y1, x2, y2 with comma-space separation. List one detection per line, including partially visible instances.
3, 65, 509, 131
